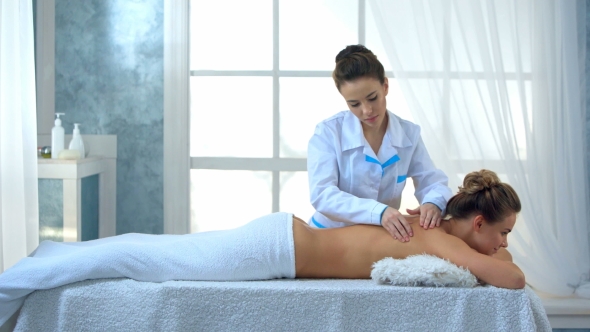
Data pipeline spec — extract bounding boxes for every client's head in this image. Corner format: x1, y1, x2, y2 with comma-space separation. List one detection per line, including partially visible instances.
445, 169, 521, 255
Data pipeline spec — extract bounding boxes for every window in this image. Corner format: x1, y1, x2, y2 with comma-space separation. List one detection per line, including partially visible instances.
189, 0, 418, 232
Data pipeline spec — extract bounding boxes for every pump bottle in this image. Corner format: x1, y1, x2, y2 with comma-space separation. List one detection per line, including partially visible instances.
51, 113, 65, 159
68, 123, 85, 159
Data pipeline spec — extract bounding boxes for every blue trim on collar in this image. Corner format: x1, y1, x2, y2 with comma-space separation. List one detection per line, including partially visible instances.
365, 155, 381, 165
382, 155, 400, 169
365, 154, 401, 177
397, 175, 407, 183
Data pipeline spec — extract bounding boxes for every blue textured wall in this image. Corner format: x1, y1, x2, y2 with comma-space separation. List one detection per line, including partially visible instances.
81, 175, 99, 240
586, 0, 590, 212
38, 179, 63, 242
54, 0, 164, 234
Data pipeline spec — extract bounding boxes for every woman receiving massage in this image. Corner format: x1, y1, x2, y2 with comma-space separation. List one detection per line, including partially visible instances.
0, 169, 524, 325
294, 168, 523, 289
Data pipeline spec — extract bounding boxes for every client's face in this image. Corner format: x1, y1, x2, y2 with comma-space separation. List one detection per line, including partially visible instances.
474, 212, 517, 256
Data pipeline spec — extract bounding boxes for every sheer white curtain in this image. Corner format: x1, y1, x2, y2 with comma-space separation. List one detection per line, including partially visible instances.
0, 0, 39, 272
369, 0, 590, 297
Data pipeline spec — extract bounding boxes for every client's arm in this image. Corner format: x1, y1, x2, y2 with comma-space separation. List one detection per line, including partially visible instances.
492, 248, 513, 262
431, 235, 525, 289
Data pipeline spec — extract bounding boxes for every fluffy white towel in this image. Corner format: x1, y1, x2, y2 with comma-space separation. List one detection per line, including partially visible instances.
371, 254, 479, 287
0, 212, 295, 326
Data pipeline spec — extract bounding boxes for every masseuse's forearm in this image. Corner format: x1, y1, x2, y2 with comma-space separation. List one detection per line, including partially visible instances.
312, 188, 386, 225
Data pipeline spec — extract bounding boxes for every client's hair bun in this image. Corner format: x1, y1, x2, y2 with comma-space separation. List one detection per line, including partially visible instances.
335, 45, 373, 62
459, 169, 501, 195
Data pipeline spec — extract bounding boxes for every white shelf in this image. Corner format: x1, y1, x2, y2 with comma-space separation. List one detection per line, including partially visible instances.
38, 156, 110, 179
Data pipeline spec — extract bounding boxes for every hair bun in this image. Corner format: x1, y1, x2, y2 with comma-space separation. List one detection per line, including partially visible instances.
335, 44, 373, 63
459, 169, 501, 195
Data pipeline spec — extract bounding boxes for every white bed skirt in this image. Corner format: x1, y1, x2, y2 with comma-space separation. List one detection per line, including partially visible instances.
14, 278, 551, 331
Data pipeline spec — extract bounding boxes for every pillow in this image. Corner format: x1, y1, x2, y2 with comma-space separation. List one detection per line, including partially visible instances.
371, 254, 479, 288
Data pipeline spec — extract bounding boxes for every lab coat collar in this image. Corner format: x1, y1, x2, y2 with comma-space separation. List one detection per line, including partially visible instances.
385, 110, 413, 148
340, 110, 412, 152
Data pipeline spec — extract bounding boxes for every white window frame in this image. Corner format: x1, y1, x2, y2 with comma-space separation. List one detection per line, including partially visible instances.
174, 0, 532, 232
181, 0, 368, 232
164, 0, 191, 234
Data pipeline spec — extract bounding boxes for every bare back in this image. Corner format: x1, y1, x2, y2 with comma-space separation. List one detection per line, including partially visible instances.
293, 215, 443, 278
292, 215, 525, 289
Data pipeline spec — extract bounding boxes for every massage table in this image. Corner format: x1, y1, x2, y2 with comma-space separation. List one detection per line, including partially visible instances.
14, 278, 551, 331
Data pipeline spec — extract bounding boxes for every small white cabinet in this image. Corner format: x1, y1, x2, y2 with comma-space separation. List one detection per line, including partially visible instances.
37, 135, 117, 241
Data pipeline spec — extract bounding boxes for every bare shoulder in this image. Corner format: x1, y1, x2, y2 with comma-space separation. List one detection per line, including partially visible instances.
413, 224, 468, 253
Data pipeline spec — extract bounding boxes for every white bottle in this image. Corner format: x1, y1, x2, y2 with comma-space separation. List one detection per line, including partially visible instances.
69, 123, 86, 159
51, 113, 65, 159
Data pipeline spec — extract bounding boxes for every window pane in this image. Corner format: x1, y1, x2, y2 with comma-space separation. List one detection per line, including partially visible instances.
280, 172, 314, 221
279, 0, 358, 70
190, 0, 272, 70
190, 170, 272, 232
190, 77, 273, 157
365, 3, 392, 72
279, 77, 344, 158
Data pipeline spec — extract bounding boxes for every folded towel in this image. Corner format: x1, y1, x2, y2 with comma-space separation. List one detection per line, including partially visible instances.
371, 254, 479, 287
0, 212, 295, 326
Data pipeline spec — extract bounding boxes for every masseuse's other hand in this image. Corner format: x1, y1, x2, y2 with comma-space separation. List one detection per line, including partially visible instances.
406, 203, 441, 229
381, 207, 413, 242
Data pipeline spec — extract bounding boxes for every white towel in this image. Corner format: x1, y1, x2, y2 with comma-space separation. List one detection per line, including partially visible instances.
371, 254, 479, 287
0, 212, 295, 326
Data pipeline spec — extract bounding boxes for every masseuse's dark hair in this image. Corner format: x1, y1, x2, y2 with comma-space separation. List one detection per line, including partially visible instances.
332, 44, 385, 91
445, 169, 521, 224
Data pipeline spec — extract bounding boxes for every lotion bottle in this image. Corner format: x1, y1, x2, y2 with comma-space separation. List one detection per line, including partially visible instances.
68, 123, 85, 159
51, 113, 65, 159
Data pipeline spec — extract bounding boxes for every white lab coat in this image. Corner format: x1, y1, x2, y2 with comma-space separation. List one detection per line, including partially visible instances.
307, 110, 452, 228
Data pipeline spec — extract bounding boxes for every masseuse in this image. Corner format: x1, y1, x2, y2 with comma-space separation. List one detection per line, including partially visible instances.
307, 44, 452, 242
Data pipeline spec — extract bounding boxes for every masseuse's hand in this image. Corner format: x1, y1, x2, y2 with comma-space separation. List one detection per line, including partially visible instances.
406, 203, 442, 229
381, 207, 413, 242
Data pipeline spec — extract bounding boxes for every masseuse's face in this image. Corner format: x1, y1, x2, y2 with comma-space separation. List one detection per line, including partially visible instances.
473, 213, 516, 256
339, 76, 389, 131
